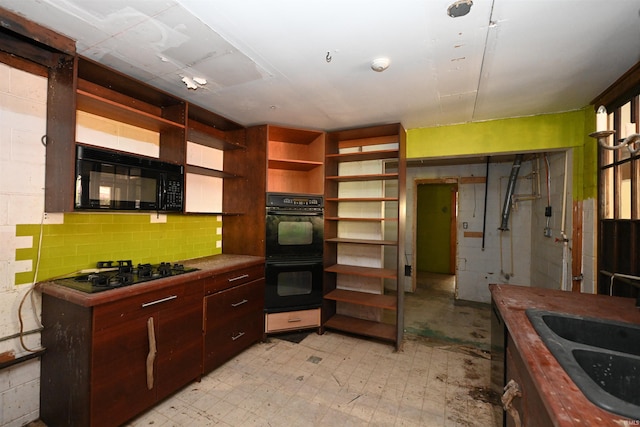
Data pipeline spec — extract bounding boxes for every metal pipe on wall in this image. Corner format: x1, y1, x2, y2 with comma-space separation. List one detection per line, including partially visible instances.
560, 151, 570, 291
499, 154, 524, 231
482, 156, 490, 250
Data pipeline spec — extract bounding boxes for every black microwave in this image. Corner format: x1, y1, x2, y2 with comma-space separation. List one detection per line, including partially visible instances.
75, 145, 184, 212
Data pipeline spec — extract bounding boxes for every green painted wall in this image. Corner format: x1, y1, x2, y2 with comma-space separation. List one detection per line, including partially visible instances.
416, 183, 454, 273
407, 108, 598, 201
15, 213, 222, 284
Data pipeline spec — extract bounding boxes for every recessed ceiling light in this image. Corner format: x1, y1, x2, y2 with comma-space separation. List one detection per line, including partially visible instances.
447, 0, 473, 17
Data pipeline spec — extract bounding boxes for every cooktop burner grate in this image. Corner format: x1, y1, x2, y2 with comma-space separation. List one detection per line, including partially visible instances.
54, 260, 198, 293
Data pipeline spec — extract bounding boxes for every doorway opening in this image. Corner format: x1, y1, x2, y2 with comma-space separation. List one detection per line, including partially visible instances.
415, 179, 458, 289
405, 178, 490, 350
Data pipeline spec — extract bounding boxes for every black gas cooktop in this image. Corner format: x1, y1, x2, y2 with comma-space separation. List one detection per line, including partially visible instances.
53, 260, 198, 293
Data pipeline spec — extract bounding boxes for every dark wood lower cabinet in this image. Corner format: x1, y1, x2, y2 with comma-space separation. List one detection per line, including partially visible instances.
41, 281, 203, 427
91, 314, 156, 425
40, 261, 265, 427
203, 273, 265, 373
203, 264, 264, 374
504, 334, 553, 427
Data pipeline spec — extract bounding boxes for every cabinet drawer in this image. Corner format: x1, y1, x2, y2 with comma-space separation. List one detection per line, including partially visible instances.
205, 279, 264, 329
93, 282, 201, 332
204, 311, 263, 373
205, 264, 264, 294
265, 308, 320, 333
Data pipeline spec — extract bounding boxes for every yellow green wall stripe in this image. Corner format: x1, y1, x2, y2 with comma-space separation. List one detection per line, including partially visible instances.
406, 107, 598, 200
15, 213, 222, 284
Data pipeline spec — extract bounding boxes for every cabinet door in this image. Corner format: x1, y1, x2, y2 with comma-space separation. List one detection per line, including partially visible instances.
505, 335, 553, 427
156, 290, 203, 400
204, 278, 264, 372
91, 281, 203, 426
92, 313, 156, 427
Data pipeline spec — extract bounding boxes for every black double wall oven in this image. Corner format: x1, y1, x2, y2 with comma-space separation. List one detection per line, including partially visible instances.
264, 193, 323, 313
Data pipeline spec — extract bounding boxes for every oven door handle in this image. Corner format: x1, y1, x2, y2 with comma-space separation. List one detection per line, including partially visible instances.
266, 210, 322, 216
266, 259, 323, 268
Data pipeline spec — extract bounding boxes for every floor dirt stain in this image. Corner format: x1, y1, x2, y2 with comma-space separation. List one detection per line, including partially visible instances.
469, 385, 502, 406
470, 330, 486, 339
463, 358, 481, 380
446, 415, 472, 426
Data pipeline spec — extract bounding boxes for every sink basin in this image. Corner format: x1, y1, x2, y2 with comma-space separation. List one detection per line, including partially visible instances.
573, 349, 640, 407
526, 309, 640, 419
540, 312, 640, 356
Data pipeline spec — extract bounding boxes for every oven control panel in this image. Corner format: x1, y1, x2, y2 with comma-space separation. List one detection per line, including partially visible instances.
266, 192, 323, 209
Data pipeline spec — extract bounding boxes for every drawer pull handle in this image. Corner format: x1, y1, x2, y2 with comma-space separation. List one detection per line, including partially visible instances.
146, 317, 157, 390
231, 299, 248, 307
502, 379, 522, 427
228, 274, 249, 282
232, 331, 245, 341
142, 295, 177, 308
288, 318, 302, 323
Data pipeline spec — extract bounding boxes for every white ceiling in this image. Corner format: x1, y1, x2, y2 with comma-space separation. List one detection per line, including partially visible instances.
1, 0, 639, 131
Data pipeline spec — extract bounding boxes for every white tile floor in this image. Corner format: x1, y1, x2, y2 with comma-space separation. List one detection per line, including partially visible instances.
127, 331, 502, 427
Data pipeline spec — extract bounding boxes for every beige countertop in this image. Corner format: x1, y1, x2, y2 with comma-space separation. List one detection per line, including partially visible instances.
490, 283, 640, 426
39, 254, 264, 307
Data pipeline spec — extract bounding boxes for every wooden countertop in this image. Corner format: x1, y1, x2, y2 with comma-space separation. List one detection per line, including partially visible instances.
39, 254, 264, 307
490, 283, 640, 426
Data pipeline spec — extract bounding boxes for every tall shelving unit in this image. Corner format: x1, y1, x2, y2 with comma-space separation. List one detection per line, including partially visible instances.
322, 123, 406, 350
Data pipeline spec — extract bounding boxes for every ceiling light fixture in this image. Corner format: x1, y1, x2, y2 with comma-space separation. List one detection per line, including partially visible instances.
181, 76, 207, 90
447, 0, 473, 17
371, 57, 390, 72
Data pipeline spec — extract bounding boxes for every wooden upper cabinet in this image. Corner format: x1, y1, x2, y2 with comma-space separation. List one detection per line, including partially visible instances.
41, 51, 250, 214
77, 57, 187, 165
267, 125, 325, 195
184, 104, 246, 214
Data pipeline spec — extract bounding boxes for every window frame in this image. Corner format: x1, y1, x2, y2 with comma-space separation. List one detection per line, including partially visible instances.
594, 62, 640, 296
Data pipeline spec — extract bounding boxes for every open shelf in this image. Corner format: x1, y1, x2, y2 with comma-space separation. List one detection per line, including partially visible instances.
326, 197, 398, 202
76, 57, 186, 134
325, 149, 399, 162
267, 125, 324, 194
324, 314, 396, 342
324, 289, 397, 310
76, 88, 184, 133
326, 173, 398, 182
268, 158, 323, 171
185, 107, 246, 214
185, 164, 241, 179
325, 217, 398, 222
188, 120, 245, 151
325, 263, 397, 279
325, 237, 398, 246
